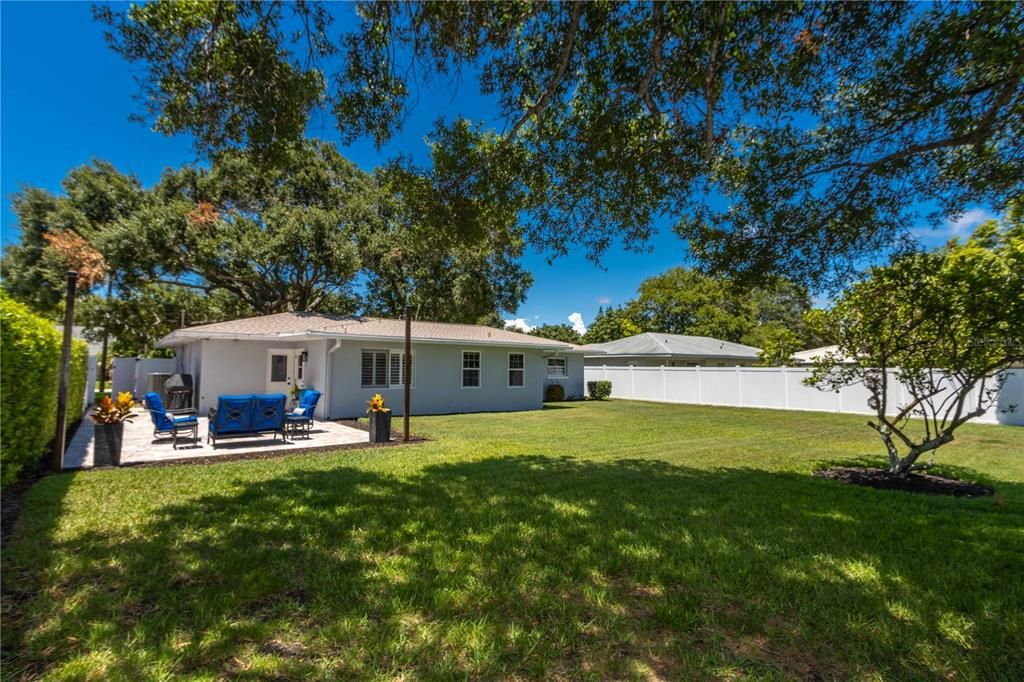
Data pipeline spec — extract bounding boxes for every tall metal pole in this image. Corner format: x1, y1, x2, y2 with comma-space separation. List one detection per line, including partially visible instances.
403, 304, 411, 442
53, 270, 79, 472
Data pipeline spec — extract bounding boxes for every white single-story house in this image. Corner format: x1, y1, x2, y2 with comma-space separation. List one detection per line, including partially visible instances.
581, 332, 761, 367
155, 312, 586, 418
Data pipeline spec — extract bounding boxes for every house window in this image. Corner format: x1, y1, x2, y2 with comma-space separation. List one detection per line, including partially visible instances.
508, 353, 525, 387
270, 354, 288, 382
462, 351, 481, 388
546, 357, 567, 377
361, 350, 388, 387
389, 351, 415, 387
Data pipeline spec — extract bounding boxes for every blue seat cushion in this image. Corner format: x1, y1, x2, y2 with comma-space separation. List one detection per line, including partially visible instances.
173, 415, 198, 425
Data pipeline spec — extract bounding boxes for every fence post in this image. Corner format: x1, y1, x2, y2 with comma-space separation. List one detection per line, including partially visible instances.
783, 368, 790, 410
736, 366, 743, 407
661, 366, 667, 401
629, 365, 635, 399
696, 365, 703, 404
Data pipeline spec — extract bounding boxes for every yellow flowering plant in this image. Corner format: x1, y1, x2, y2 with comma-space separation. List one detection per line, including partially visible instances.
91, 392, 136, 424
366, 393, 390, 413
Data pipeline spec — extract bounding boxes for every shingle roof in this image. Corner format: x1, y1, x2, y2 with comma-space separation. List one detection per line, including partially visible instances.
580, 332, 760, 359
156, 311, 579, 350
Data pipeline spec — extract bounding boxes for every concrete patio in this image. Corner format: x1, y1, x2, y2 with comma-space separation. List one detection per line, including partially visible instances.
64, 409, 374, 469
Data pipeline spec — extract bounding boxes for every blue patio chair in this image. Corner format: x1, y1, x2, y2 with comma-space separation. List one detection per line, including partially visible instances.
143, 391, 199, 449
285, 389, 321, 439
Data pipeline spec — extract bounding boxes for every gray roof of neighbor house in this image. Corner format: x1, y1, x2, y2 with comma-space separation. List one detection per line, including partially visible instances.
580, 332, 761, 360
156, 311, 583, 351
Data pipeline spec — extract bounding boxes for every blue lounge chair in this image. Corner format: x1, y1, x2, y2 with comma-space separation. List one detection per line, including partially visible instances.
143, 391, 199, 449
285, 389, 321, 439
207, 394, 287, 446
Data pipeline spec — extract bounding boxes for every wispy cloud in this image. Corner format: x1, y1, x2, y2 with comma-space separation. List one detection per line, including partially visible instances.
597, 296, 611, 305
504, 318, 535, 333
568, 312, 587, 335
913, 207, 997, 241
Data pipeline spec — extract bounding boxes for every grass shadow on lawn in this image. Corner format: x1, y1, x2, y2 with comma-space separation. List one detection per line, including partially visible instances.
5, 456, 1023, 679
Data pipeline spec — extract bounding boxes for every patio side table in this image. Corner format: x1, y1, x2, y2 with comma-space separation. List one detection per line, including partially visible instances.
172, 416, 199, 449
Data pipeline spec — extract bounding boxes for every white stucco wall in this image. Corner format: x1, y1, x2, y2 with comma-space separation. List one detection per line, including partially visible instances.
179, 337, 585, 419
189, 339, 329, 417
327, 340, 585, 417
543, 352, 585, 399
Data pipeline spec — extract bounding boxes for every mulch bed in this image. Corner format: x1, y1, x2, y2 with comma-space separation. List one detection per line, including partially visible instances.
815, 466, 994, 497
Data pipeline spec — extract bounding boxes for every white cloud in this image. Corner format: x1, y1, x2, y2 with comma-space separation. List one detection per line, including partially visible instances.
568, 312, 587, 336
504, 318, 534, 333
597, 296, 611, 305
913, 207, 998, 241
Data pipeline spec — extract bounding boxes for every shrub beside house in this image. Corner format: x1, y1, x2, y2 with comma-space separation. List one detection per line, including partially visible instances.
0, 294, 88, 486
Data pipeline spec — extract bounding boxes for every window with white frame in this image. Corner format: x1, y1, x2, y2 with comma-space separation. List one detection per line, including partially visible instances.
508, 353, 525, 387
462, 351, 481, 387
389, 351, 415, 387
546, 357, 567, 377
361, 349, 388, 387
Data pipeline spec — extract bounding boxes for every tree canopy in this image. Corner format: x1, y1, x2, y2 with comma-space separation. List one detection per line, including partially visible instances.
0, 161, 143, 313
101, 140, 374, 315
99, 1, 1024, 287
579, 267, 823, 355
806, 205, 1024, 475
528, 324, 583, 346
2, 140, 536, 354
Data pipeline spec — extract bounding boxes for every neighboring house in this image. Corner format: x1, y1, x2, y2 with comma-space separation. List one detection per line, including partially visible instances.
581, 332, 761, 367
790, 345, 852, 365
155, 312, 586, 418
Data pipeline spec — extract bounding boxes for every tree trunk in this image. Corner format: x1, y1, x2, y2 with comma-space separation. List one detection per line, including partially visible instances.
889, 433, 954, 477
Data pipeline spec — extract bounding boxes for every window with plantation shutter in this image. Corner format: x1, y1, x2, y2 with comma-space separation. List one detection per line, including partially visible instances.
361, 350, 388, 387
389, 352, 414, 387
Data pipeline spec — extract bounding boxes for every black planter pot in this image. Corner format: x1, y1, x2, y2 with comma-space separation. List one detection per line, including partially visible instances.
368, 411, 392, 443
93, 421, 124, 467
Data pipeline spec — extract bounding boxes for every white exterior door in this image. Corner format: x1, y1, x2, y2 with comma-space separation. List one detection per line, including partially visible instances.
266, 349, 294, 395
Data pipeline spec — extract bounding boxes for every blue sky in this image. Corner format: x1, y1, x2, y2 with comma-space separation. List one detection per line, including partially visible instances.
0, 2, 996, 333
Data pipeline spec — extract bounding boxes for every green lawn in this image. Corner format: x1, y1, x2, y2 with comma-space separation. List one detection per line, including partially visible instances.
4, 401, 1023, 680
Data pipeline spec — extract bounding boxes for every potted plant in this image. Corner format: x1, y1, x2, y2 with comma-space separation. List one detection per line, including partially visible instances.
91, 391, 135, 466
289, 383, 301, 409
366, 393, 392, 443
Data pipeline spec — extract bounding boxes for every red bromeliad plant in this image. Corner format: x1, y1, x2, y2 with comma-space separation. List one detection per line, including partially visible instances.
91, 392, 136, 424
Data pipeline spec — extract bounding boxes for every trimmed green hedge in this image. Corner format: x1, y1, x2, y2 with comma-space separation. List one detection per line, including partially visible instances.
1, 295, 88, 487
587, 380, 613, 400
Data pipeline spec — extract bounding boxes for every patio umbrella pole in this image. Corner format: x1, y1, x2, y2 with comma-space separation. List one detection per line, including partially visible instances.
403, 304, 411, 442
53, 270, 78, 472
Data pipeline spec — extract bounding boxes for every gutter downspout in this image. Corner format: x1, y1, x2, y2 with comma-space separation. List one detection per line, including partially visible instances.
324, 338, 343, 420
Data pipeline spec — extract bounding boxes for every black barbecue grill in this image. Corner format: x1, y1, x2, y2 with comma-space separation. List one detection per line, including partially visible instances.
164, 373, 194, 411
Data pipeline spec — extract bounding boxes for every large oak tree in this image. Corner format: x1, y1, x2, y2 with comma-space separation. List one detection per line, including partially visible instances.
99, 1, 1024, 287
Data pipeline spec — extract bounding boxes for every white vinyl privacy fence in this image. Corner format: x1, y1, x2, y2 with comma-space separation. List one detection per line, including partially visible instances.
584, 365, 1024, 426
111, 357, 177, 398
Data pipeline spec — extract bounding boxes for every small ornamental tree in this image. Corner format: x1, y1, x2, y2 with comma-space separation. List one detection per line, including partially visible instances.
806, 210, 1023, 476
